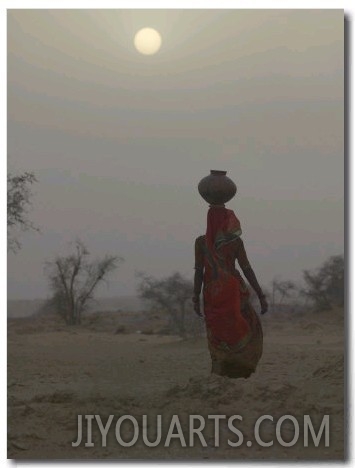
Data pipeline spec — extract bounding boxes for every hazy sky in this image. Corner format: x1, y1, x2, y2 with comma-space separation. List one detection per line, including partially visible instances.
7, 9, 344, 299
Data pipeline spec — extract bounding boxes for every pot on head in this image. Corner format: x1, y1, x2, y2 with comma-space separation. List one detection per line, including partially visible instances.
198, 170, 237, 205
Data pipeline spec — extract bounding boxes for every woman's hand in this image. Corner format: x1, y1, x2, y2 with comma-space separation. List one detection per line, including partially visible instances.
192, 295, 202, 317
259, 295, 268, 315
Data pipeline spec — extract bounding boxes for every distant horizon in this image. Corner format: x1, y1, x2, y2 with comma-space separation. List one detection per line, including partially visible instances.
7, 294, 143, 302
7, 247, 345, 302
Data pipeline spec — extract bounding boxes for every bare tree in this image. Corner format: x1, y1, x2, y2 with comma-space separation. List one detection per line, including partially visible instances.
7, 171, 38, 252
45, 240, 123, 325
272, 279, 296, 306
301, 255, 344, 311
136, 272, 194, 337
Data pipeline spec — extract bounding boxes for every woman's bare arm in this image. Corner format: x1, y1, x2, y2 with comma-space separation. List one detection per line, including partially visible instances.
193, 237, 204, 316
193, 268, 204, 298
236, 238, 268, 314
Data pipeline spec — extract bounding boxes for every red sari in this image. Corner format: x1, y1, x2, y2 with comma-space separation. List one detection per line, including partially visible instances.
195, 206, 263, 378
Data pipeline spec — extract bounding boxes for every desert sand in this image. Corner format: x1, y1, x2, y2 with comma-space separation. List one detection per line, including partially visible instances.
8, 308, 344, 460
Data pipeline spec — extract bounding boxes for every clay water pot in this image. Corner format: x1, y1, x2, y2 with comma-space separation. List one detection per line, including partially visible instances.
198, 170, 237, 205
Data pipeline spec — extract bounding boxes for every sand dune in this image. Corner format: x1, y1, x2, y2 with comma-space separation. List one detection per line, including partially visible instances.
7, 308, 344, 460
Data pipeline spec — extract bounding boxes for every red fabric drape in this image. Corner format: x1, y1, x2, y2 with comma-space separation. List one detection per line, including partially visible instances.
206, 206, 241, 251
203, 206, 250, 347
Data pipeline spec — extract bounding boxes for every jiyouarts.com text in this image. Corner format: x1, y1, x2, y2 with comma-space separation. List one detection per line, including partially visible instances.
72, 414, 330, 448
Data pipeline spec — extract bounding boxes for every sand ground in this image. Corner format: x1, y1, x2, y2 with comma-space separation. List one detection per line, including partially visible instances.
7, 309, 344, 460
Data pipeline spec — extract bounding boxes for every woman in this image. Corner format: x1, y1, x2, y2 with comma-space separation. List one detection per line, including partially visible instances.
193, 205, 268, 379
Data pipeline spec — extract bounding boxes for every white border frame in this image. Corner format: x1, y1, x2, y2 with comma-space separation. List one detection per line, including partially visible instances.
2, 2, 350, 467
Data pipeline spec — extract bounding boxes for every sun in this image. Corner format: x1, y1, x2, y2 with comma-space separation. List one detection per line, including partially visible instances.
134, 28, 162, 55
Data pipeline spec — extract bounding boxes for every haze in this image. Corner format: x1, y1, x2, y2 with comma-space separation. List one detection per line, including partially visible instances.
7, 9, 344, 300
